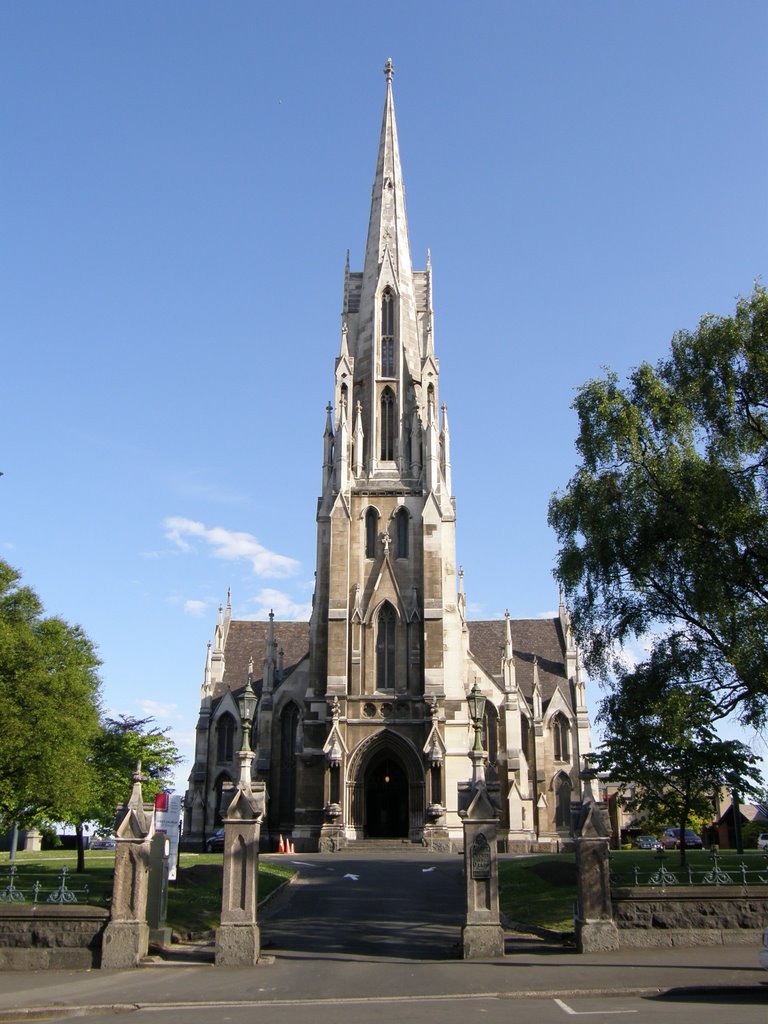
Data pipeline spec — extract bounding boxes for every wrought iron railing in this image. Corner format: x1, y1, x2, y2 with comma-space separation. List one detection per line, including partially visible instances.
0, 865, 89, 905
610, 849, 768, 891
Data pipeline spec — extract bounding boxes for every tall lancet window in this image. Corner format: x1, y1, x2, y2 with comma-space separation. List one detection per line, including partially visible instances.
376, 601, 396, 690
395, 507, 408, 559
380, 387, 395, 461
365, 507, 378, 559
380, 288, 395, 376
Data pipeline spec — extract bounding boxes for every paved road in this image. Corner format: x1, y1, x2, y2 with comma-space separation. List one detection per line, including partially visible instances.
0, 853, 765, 1021
260, 852, 468, 959
39, 989, 768, 1024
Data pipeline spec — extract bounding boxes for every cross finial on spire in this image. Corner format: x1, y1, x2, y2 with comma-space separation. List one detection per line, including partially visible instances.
384, 57, 394, 83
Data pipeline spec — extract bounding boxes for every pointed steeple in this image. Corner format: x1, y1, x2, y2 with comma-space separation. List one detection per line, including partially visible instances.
362, 58, 414, 286
354, 58, 420, 394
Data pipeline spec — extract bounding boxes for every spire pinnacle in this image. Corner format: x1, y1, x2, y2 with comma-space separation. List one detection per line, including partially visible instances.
384, 57, 394, 83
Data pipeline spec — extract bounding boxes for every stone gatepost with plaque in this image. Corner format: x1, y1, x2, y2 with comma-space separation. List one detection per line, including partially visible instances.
458, 780, 505, 959
101, 765, 155, 968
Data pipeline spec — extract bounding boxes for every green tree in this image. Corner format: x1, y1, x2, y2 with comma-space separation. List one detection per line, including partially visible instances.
60, 714, 182, 872
0, 560, 102, 848
548, 285, 768, 726
596, 667, 762, 862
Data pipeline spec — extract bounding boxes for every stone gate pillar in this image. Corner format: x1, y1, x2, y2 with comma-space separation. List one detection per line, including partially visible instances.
215, 746, 267, 966
458, 780, 505, 959
101, 766, 155, 968
574, 762, 619, 953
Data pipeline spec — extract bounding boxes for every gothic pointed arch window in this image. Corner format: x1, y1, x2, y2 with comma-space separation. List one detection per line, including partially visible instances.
380, 387, 395, 461
216, 713, 236, 763
481, 702, 499, 769
554, 772, 572, 829
376, 601, 396, 691
395, 507, 409, 559
380, 288, 395, 377
365, 507, 378, 559
213, 772, 233, 826
552, 713, 571, 762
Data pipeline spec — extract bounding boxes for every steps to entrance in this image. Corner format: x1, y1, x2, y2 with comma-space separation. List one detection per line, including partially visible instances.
342, 839, 426, 853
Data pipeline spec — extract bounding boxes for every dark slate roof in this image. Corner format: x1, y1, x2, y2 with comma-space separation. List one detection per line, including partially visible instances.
221, 620, 310, 692
218, 617, 569, 707
467, 618, 568, 705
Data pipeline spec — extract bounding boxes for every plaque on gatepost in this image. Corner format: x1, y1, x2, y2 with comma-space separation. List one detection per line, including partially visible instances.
470, 833, 491, 880
459, 782, 505, 959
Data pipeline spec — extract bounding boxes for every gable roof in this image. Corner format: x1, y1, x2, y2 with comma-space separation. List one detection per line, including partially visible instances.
219, 620, 309, 694
467, 618, 569, 705
216, 616, 569, 707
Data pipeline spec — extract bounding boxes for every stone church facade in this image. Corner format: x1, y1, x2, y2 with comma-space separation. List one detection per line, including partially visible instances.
184, 61, 592, 852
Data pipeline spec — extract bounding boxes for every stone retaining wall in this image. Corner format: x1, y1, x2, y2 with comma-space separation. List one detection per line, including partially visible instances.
0, 904, 110, 969
611, 886, 768, 948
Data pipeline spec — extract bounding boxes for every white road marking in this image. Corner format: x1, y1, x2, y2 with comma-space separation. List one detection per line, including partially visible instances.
343, 873, 360, 881
289, 860, 314, 866
421, 866, 436, 872
554, 999, 637, 1016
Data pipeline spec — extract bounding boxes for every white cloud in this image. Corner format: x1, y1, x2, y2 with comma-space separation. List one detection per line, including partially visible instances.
138, 699, 182, 720
246, 588, 312, 621
163, 517, 299, 578
183, 599, 208, 617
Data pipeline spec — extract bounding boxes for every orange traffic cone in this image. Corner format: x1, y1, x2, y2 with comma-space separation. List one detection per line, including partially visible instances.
278, 834, 285, 854
290, 840, 295, 854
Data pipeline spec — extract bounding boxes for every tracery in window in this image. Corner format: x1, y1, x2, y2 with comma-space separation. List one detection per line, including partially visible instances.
216, 713, 236, 763
376, 601, 396, 690
380, 387, 395, 461
381, 289, 395, 376
552, 714, 570, 761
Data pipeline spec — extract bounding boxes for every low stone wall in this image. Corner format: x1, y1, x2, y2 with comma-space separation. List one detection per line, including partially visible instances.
0, 904, 110, 969
611, 886, 768, 948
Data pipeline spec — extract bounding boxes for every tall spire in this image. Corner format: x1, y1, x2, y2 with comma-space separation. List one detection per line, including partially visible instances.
362, 58, 413, 283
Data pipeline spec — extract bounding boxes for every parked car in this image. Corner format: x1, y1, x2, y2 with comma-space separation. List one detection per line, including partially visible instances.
633, 835, 662, 850
760, 926, 768, 971
90, 835, 116, 850
661, 827, 703, 850
757, 833, 768, 851
205, 827, 225, 852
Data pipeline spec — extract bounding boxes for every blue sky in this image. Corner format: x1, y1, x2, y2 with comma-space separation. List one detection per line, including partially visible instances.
2, 2, 767, 790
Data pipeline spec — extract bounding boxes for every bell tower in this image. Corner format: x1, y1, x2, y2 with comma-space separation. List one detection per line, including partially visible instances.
309, 60, 466, 845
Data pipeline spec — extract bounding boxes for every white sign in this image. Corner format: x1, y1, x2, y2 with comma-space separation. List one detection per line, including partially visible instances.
154, 793, 183, 881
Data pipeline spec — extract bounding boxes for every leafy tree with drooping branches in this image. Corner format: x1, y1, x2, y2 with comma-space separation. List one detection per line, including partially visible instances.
549, 284, 768, 727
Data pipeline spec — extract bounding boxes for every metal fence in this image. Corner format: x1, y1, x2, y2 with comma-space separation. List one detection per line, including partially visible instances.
610, 848, 768, 891
0, 865, 89, 905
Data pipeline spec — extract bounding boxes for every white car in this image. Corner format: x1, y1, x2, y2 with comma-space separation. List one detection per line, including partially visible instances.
760, 926, 768, 970
757, 833, 768, 850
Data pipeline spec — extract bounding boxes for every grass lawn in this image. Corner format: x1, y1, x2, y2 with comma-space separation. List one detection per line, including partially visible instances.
498, 848, 768, 935
499, 855, 577, 933
0, 850, 295, 939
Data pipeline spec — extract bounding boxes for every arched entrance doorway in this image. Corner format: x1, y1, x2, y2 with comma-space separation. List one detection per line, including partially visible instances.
347, 729, 425, 841
365, 753, 408, 837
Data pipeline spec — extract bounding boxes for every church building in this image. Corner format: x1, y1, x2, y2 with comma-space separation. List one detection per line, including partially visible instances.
184, 61, 592, 852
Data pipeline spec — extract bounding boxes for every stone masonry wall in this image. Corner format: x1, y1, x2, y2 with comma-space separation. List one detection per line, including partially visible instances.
0, 904, 109, 969
611, 887, 768, 948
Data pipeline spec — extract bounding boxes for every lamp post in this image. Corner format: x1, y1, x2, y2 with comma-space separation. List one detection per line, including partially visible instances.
237, 660, 258, 763
459, 679, 504, 959
466, 679, 487, 788
215, 659, 266, 966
